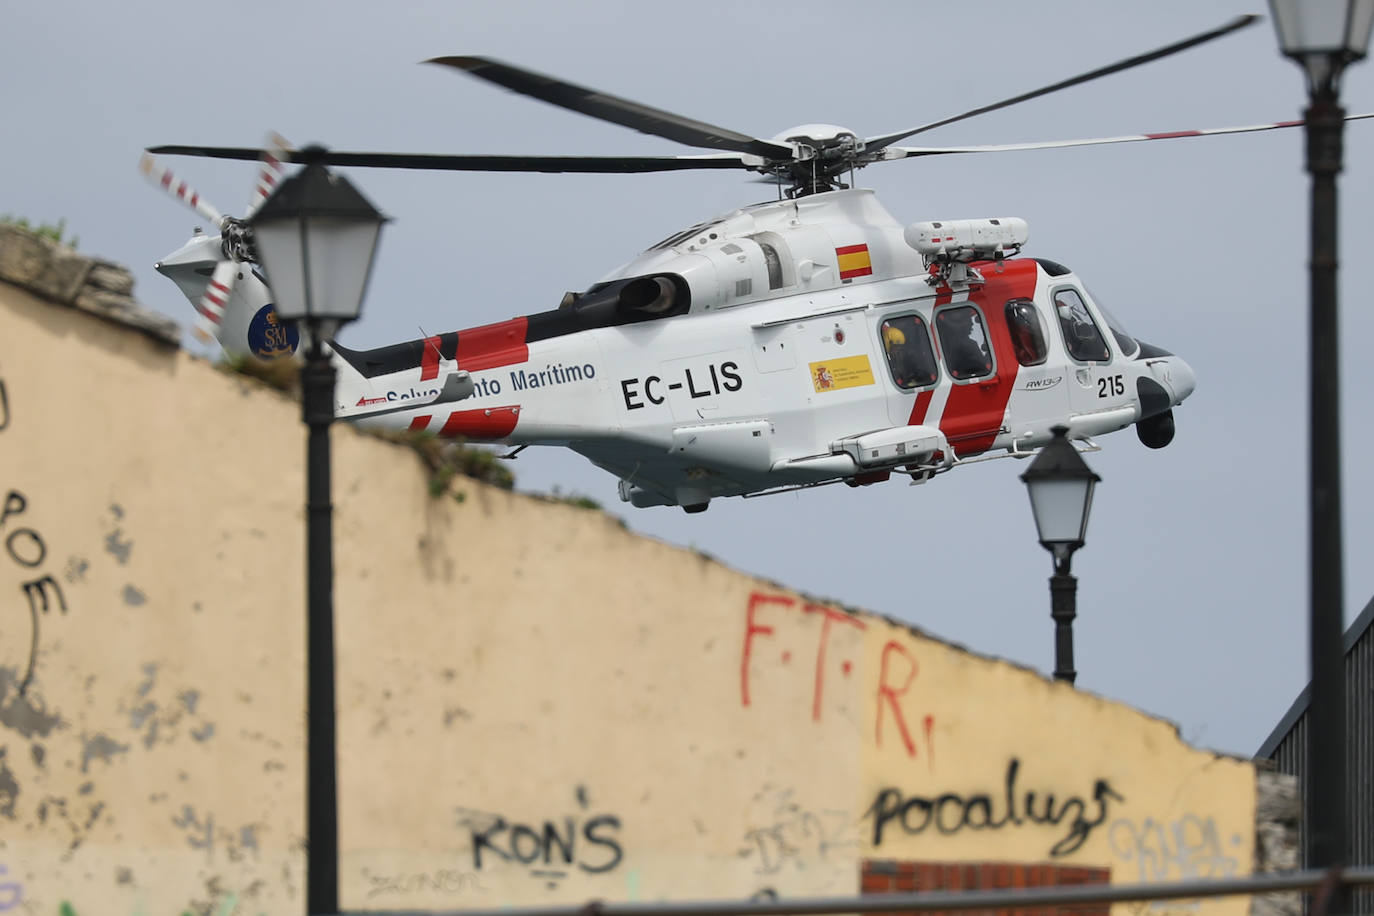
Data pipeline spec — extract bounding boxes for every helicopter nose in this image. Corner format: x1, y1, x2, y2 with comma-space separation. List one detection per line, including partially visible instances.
1170, 357, 1197, 403
1134, 350, 1193, 450
1137, 342, 1196, 406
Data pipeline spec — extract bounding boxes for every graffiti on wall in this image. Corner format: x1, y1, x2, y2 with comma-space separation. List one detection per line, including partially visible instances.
1, 490, 69, 695
865, 758, 1124, 858
741, 591, 867, 722
739, 785, 858, 876
361, 866, 487, 901
739, 591, 937, 765
873, 639, 935, 764
455, 786, 623, 889
0, 371, 72, 700
0, 862, 20, 911
1109, 815, 1241, 883
1108, 816, 1241, 916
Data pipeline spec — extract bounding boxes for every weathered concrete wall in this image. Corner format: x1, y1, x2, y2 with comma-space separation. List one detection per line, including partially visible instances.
0, 236, 1270, 916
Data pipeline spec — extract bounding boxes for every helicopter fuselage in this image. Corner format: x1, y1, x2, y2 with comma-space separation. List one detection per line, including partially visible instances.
146, 24, 1325, 512
324, 189, 1195, 511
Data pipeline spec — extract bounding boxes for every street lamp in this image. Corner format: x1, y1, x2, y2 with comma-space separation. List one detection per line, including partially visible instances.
248, 149, 388, 916
1268, 0, 1373, 897
1020, 426, 1100, 685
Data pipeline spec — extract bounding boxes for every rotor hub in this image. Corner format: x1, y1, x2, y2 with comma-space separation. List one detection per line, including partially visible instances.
763, 125, 868, 196
219, 217, 257, 264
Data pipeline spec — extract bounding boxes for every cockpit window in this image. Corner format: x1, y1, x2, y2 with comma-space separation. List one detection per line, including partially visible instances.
1005, 298, 1049, 366
1087, 289, 1140, 358
650, 221, 712, 251
1053, 288, 1111, 363
880, 314, 939, 389
935, 305, 994, 380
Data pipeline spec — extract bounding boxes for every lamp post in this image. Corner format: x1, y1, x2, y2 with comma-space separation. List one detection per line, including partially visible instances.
248, 149, 388, 916
1020, 426, 1100, 685
1268, 0, 1373, 899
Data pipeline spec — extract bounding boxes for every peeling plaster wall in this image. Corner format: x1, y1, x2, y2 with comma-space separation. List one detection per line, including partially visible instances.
0, 256, 1272, 916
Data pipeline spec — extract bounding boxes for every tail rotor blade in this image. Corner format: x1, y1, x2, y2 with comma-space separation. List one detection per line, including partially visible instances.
139, 153, 226, 227
246, 132, 292, 217
193, 260, 236, 344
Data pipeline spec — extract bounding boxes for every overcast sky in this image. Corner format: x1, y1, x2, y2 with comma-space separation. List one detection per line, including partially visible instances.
5, 0, 1373, 758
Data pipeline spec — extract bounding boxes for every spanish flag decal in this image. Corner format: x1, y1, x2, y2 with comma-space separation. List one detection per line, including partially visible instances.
835, 243, 873, 281
809, 355, 875, 392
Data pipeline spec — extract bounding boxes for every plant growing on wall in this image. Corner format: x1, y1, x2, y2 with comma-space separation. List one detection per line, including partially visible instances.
217, 353, 301, 395
385, 429, 516, 495
0, 214, 78, 249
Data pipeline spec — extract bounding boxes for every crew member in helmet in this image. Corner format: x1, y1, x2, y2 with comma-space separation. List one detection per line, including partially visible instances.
884, 319, 936, 389
883, 323, 907, 352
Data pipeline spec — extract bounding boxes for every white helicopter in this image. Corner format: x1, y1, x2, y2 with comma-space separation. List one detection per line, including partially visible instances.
143, 16, 1368, 513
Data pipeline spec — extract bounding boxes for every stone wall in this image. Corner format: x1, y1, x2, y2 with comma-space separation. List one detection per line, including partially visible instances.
0, 223, 178, 346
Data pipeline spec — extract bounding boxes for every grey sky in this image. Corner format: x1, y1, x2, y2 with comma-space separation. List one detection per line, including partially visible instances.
4, 0, 1372, 757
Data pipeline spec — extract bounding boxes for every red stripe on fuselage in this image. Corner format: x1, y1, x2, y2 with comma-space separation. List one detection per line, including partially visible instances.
420, 335, 443, 381
908, 390, 934, 425
438, 406, 520, 440
456, 317, 530, 372
908, 286, 954, 425
937, 259, 1039, 456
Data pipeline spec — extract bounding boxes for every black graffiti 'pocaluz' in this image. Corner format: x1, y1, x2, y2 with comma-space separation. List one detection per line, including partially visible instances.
865, 757, 1124, 857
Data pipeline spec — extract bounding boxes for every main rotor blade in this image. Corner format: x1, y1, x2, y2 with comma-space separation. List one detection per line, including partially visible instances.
865, 14, 1260, 152
427, 55, 794, 161
146, 146, 755, 173
878, 111, 1374, 160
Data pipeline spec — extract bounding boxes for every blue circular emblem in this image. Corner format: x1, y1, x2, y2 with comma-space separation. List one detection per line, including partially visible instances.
246, 304, 300, 359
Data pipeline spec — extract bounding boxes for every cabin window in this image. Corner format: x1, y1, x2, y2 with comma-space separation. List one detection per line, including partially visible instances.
935, 305, 994, 381
880, 314, 939, 390
1053, 288, 1111, 363
1005, 298, 1049, 367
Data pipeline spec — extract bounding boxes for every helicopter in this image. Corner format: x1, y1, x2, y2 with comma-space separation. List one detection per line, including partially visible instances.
141, 15, 1370, 513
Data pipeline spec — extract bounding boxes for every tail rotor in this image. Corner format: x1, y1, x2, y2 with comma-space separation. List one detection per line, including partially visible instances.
141, 134, 295, 351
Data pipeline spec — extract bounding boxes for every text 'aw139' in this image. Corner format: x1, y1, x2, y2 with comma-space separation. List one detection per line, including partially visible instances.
144, 15, 1367, 513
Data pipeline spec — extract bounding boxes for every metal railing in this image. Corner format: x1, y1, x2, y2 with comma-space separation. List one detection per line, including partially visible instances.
351, 866, 1374, 916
